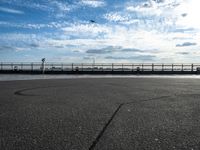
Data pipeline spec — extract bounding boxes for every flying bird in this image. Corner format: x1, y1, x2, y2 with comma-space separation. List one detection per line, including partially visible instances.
90, 20, 96, 23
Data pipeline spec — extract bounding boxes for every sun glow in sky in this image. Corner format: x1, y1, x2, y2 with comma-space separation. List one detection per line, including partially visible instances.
177, 0, 200, 28
0, 0, 200, 63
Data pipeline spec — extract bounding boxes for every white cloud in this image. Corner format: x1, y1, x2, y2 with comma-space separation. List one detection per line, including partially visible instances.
51, 1, 71, 12
1, 24, 200, 63
104, 1, 181, 30
0, 21, 70, 29
49, 1, 75, 18
1, 0, 75, 18
80, 0, 106, 8
126, 0, 182, 16
57, 25, 161, 51
0, 6, 24, 14
104, 12, 141, 25
104, 12, 129, 22
48, 20, 200, 63
62, 23, 111, 38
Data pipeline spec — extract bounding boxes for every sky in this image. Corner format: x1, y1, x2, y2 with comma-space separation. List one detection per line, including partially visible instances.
0, 0, 200, 63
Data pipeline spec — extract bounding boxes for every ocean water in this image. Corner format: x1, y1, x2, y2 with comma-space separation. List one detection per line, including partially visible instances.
1, 74, 200, 81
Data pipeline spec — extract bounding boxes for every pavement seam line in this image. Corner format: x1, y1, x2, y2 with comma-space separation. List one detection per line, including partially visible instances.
89, 103, 124, 150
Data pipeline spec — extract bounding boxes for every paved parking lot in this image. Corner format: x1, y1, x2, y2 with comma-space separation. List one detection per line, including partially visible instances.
1, 78, 200, 150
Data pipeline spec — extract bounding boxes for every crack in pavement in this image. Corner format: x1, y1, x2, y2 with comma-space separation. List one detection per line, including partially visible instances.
89, 103, 123, 150
88, 95, 172, 150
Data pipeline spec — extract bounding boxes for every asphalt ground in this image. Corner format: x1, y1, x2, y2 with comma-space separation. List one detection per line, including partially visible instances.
1, 78, 200, 150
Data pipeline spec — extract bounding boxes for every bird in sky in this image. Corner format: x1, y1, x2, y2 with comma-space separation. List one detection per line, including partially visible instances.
90, 20, 96, 23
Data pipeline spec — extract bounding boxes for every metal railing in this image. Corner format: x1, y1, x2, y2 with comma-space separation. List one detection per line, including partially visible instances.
0, 62, 200, 72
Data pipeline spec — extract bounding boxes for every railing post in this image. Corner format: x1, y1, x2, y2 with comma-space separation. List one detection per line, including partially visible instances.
122, 64, 123, 71
11, 63, 13, 70
1, 62, 2, 71
81, 63, 83, 71
61, 63, 63, 71
72, 63, 73, 71
182, 64, 183, 71
31, 63, 33, 71
92, 63, 94, 71
191, 64, 193, 72
172, 64, 174, 71
142, 64, 144, 71
51, 64, 53, 71
112, 63, 113, 71
21, 63, 23, 70
132, 64, 134, 72
152, 63, 154, 71
162, 64, 164, 71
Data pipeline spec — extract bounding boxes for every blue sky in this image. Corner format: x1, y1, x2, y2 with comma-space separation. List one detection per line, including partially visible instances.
0, 0, 200, 63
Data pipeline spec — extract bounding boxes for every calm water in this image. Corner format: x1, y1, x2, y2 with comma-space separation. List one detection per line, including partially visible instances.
1, 74, 200, 81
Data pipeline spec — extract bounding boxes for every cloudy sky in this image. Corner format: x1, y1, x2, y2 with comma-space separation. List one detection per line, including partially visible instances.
0, 0, 200, 63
